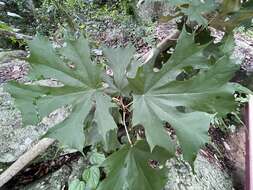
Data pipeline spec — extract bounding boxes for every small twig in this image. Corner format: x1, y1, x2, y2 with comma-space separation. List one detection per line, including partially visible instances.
125, 101, 133, 109
0, 138, 55, 188
113, 96, 133, 145
119, 97, 133, 146
112, 97, 121, 106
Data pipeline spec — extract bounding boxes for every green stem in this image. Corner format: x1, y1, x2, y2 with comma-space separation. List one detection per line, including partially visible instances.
123, 109, 133, 147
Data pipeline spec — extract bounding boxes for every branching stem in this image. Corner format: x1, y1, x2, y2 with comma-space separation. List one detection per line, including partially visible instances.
118, 97, 133, 146
123, 111, 133, 147
125, 101, 133, 109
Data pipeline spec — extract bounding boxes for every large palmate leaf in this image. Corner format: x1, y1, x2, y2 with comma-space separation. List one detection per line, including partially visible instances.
167, 0, 217, 25
4, 36, 118, 151
98, 140, 170, 190
128, 29, 240, 165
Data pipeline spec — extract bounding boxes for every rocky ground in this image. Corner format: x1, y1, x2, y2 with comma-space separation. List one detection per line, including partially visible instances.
0, 0, 252, 190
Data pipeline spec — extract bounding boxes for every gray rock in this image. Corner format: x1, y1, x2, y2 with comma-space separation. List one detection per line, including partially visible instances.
137, 0, 174, 21
165, 154, 234, 190
0, 94, 69, 164
234, 32, 253, 72
137, 0, 223, 21
223, 128, 246, 189
0, 86, 69, 162
0, 50, 71, 163
0, 50, 28, 84
0, 50, 28, 62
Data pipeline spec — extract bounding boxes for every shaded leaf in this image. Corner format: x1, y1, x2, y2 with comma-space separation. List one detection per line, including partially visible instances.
98, 140, 169, 190
89, 151, 106, 166
69, 179, 86, 190
94, 93, 118, 141
82, 166, 100, 189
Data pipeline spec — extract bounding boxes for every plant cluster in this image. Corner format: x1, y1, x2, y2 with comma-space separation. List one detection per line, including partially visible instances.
4, 0, 253, 189
34, 0, 137, 36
